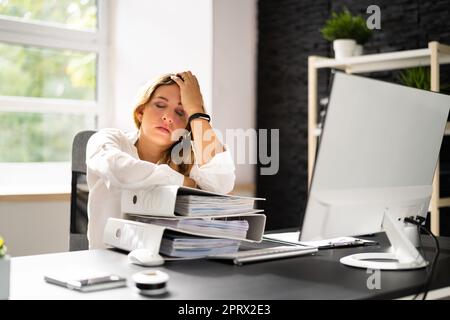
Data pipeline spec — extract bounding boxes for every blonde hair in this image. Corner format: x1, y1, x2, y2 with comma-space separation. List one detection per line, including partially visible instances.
132, 73, 193, 175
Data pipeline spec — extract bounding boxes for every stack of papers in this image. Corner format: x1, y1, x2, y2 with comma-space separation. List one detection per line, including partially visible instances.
128, 215, 249, 239
175, 195, 256, 216
160, 231, 241, 258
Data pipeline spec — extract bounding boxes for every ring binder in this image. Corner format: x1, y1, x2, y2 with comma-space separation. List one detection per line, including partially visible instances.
103, 185, 267, 259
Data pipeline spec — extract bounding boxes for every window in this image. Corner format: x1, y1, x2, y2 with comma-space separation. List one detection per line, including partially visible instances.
0, 0, 97, 30
0, 42, 97, 100
0, 0, 108, 190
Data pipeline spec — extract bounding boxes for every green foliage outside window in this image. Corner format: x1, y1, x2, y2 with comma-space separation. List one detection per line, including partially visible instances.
0, 112, 95, 162
0, 42, 97, 100
0, 0, 97, 30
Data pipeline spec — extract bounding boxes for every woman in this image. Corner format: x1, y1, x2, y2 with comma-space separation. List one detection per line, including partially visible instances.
86, 71, 235, 249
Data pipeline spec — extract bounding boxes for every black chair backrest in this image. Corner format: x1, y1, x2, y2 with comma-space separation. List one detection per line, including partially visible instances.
70, 130, 96, 251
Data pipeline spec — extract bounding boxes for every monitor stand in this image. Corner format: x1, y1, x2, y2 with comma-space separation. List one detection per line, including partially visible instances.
340, 210, 428, 270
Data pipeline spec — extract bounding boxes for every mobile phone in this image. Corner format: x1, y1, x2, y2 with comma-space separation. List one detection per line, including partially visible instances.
44, 273, 127, 292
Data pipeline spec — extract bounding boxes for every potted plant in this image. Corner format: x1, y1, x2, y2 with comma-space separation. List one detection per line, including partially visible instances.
352, 14, 373, 56
320, 8, 373, 59
0, 236, 10, 300
397, 66, 450, 94
397, 67, 431, 90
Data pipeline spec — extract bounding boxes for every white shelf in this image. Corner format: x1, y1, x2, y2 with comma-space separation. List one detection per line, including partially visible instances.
439, 197, 450, 208
311, 47, 450, 74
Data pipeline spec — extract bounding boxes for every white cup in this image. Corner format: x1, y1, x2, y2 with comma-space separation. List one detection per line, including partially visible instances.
333, 39, 356, 59
353, 44, 363, 56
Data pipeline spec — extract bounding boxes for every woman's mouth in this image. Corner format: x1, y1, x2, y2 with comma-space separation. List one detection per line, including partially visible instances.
156, 126, 171, 135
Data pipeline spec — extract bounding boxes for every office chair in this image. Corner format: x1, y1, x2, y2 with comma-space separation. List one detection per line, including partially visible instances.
70, 130, 96, 251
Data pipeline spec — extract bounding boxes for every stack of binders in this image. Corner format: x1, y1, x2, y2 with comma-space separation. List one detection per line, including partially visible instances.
103, 185, 266, 259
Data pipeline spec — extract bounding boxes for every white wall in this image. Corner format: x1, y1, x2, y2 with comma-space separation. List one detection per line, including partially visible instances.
110, 0, 213, 131
110, 0, 258, 187
0, 163, 71, 256
212, 0, 257, 188
0, 201, 69, 257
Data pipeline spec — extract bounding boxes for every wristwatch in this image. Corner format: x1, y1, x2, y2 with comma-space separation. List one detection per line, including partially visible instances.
188, 112, 211, 124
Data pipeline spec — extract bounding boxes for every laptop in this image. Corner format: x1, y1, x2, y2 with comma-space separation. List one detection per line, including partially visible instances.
208, 240, 318, 265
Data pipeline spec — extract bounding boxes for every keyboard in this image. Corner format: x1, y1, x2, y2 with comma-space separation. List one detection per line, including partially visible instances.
210, 245, 318, 265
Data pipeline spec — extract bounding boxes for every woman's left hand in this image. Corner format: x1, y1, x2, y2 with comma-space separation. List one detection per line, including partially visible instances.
170, 71, 205, 117
183, 176, 198, 188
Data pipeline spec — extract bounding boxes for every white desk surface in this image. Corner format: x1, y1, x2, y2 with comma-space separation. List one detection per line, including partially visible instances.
10, 249, 153, 300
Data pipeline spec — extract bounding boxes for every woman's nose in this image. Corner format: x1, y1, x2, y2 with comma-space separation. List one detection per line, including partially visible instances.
162, 114, 173, 124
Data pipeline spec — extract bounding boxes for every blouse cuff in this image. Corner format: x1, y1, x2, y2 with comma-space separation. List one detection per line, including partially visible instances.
189, 148, 235, 180
166, 165, 185, 186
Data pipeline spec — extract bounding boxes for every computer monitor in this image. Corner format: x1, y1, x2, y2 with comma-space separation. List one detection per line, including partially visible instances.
300, 72, 450, 270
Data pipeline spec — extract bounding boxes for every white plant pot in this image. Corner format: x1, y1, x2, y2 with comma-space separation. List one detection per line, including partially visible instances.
0, 255, 10, 300
333, 39, 356, 59
353, 44, 363, 56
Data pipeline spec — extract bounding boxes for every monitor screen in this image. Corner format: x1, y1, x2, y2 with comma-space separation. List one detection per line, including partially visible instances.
301, 72, 450, 242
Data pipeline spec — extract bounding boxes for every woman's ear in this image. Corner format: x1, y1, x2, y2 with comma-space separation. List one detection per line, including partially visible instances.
136, 106, 144, 124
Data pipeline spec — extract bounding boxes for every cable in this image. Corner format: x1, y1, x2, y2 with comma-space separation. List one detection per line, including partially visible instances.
412, 224, 425, 300
418, 225, 440, 300
404, 216, 440, 300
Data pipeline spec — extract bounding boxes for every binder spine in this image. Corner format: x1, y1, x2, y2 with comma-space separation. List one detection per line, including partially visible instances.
103, 218, 165, 253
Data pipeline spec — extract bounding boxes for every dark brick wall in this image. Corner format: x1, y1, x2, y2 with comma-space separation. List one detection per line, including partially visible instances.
256, 0, 450, 233
257, 0, 331, 230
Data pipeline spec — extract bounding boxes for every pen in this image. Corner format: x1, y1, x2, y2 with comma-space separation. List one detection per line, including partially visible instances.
263, 237, 310, 247
330, 241, 363, 247
319, 243, 357, 249
322, 239, 378, 249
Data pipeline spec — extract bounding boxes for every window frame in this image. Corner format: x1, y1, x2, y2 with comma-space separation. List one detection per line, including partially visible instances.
0, 0, 110, 193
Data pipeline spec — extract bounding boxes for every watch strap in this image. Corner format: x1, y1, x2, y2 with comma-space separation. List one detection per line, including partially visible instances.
188, 112, 211, 124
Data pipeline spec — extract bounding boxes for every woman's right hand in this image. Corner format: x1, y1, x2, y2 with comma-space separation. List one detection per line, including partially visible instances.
183, 176, 197, 188
170, 71, 204, 117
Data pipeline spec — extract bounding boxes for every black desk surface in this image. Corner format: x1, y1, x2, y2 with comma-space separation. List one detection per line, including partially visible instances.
10, 233, 450, 300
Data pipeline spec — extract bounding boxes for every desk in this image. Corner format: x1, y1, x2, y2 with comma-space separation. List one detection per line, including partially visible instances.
9, 233, 450, 300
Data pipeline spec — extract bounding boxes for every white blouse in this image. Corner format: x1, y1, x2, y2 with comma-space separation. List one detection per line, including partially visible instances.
86, 128, 236, 249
